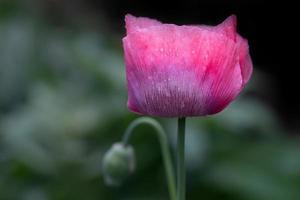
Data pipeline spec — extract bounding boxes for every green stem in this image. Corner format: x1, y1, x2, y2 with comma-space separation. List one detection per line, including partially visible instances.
177, 118, 186, 200
122, 117, 176, 200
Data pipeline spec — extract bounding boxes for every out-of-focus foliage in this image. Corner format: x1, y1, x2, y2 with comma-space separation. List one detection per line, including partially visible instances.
1, 1, 300, 200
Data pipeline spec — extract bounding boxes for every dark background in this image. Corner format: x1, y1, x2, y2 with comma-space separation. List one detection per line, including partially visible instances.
1, 1, 299, 200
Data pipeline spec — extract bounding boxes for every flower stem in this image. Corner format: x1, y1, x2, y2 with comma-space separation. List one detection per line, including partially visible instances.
177, 117, 186, 200
122, 117, 176, 200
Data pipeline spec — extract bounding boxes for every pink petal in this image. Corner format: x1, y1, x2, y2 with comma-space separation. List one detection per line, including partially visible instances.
123, 14, 252, 117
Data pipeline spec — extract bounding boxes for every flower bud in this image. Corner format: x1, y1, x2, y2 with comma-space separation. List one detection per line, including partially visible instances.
102, 143, 135, 186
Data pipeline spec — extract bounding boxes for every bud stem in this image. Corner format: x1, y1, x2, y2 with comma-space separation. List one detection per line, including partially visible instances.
177, 117, 186, 200
122, 117, 176, 200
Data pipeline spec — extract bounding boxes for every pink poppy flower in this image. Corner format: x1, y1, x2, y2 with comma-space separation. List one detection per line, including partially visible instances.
123, 14, 253, 117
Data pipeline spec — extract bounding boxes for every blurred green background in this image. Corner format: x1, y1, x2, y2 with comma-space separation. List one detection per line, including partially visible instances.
0, 0, 299, 200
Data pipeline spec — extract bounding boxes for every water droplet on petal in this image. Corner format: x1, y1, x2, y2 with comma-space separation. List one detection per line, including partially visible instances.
181, 102, 185, 108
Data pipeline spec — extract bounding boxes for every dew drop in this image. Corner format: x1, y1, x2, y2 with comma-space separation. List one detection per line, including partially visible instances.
181, 102, 185, 108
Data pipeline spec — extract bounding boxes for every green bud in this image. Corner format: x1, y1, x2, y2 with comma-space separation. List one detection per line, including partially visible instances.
102, 143, 135, 186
